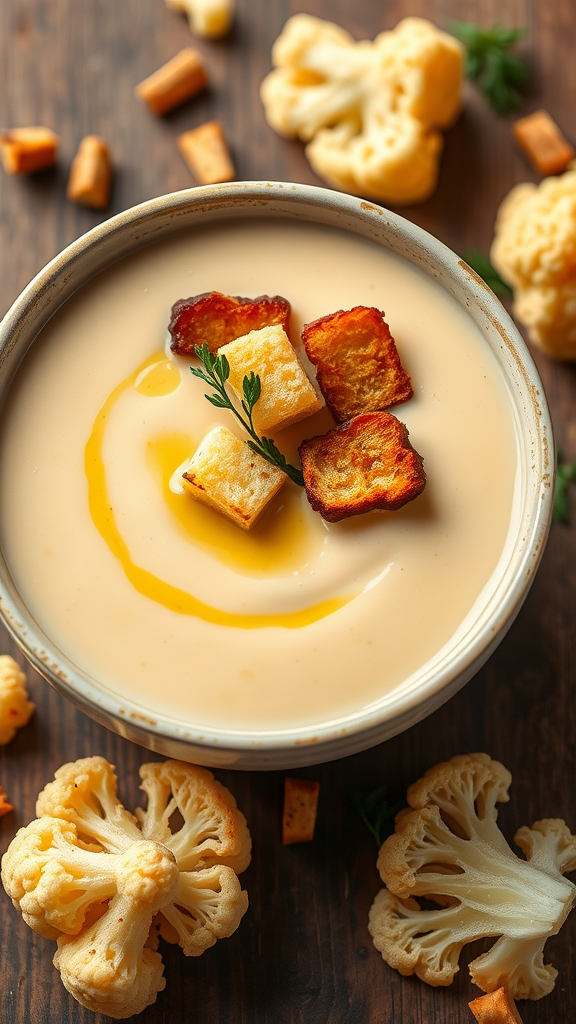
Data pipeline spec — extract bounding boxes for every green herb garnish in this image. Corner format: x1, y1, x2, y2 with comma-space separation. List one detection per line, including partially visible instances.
553, 456, 576, 525
451, 22, 530, 114
352, 786, 406, 849
463, 250, 512, 296
190, 343, 304, 486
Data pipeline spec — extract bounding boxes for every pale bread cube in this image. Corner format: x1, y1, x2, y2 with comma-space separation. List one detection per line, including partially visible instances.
182, 426, 286, 529
219, 325, 323, 434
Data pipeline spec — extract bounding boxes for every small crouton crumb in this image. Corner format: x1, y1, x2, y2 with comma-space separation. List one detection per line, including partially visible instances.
302, 306, 413, 422
0, 655, 35, 745
282, 778, 320, 844
0, 785, 13, 817
299, 411, 425, 522
220, 324, 323, 434
468, 988, 524, 1024
169, 291, 291, 356
135, 49, 208, 115
0, 127, 58, 175
67, 136, 112, 210
182, 426, 286, 529
178, 120, 234, 184
513, 110, 575, 177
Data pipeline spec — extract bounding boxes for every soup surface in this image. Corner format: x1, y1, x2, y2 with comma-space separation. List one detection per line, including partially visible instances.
0, 219, 517, 735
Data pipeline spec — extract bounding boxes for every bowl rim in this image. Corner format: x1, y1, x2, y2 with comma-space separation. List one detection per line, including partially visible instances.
0, 181, 554, 767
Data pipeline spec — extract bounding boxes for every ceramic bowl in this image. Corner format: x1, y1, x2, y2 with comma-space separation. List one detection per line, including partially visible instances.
0, 182, 553, 769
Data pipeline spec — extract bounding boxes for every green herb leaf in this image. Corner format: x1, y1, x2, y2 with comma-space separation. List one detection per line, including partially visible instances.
191, 346, 305, 487
352, 786, 406, 850
553, 456, 576, 524
463, 250, 512, 296
451, 21, 530, 114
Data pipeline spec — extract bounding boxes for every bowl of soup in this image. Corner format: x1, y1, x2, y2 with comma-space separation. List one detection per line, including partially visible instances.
0, 182, 553, 768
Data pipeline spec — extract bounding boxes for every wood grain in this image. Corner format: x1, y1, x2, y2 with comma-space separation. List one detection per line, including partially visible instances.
1, 1, 575, 1022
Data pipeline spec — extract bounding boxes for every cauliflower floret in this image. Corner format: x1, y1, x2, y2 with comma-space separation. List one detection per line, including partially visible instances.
165, 0, 233, 38
261, 14, 463, 205
369, 753, 576, 1001
2, 757, 251, 1019
490, 169, 576, 359
0, 654, 34, 745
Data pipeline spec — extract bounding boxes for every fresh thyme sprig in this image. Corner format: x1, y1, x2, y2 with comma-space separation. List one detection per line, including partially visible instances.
352, 786, 406, 850
553, 455, 576, 525
463, 250, 512, 297
451, 22, 530, 115
190, 343, 305, 487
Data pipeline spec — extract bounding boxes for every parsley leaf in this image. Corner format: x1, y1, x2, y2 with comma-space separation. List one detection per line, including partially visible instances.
191, 344, 304, 487
463, 250, 512, 296
352, 785, 406, 850
554, 457, 576, 525
451, 22, 530, 114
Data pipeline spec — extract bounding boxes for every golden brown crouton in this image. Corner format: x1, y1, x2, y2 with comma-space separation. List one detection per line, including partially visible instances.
468, 988, 524, 1024
182, 426, 286, 529
282, 778, 320, 845
134, 48, 208, 115
169, 291, 291, 356
0, 127, 58, 174
298, 411, 425, 522
0, 785, 13, 817
302, 306, 413, 421
220, 325, 323, 434
513, 110, 575, 177
178, 120, 235, 184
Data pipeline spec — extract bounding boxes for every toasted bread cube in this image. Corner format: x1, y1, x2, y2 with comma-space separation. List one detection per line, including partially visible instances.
0, 127, 58, 174
181, 426, 286, 529
282, 778, 320, 845
220, 325, 323, 434
134, 48, 208, 115
178, 120, 234, 184
468, 988, 524, 1024
299, 411, 425, 522
302, 306, 413, 422
513, 110, 575, 176
169, 291, 291, 356
0, 785, 13, 818
67, 136, 112, 209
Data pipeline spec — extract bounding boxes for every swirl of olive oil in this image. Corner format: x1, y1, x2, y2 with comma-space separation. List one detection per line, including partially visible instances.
84, 351, 351, 628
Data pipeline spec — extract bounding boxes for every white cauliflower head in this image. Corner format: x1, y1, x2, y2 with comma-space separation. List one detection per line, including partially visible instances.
2, 756, 251, 1019
490, 169, 576, 359
261, 15, 463, 205
369, 753, 576, 1000
165, 0, 233, 38
0, 654, 35, 745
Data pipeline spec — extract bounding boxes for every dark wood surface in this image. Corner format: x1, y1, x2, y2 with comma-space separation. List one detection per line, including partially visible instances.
1, 1, 575, 1021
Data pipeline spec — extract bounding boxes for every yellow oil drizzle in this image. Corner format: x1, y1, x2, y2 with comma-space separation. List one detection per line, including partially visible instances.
84, 351, 351, 628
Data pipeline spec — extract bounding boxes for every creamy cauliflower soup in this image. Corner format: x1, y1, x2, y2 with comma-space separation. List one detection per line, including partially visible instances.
0, 219, 517, 734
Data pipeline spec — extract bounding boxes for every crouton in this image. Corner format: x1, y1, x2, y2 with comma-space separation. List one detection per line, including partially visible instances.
302, 306, 413, 421
0, 785, 13, 817
178, 120, 235, 184
513, 110, 575, 177
219, 325, 323, 434
0, 126, 58, 174
169, 291, 291, 356
298, 411, 425, 522
181, 426, 286, 529
468, 988, 524, 1024
282, 778, 320, 844
134, 48, 208, 115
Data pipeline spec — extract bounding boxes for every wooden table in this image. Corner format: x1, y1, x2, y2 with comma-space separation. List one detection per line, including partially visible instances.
1, 1, 574, 1021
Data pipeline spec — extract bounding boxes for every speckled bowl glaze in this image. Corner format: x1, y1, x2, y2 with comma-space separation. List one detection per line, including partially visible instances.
0, 182, 554, 769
